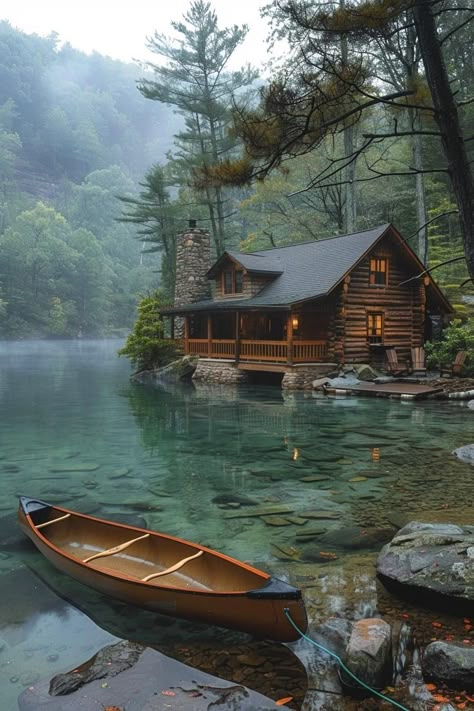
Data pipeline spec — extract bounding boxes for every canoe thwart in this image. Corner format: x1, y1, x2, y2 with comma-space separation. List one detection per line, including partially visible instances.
83, 533, 150, 563
36, 513, 71, 529
142, 550, 204, 582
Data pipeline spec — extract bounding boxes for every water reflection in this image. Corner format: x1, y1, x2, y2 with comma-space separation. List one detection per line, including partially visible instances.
1, 341, 473, 709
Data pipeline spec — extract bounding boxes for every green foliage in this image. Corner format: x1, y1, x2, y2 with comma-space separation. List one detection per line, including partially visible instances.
118, 291, 178, 371
139, 0, 258, 255
425, 319, 474, 375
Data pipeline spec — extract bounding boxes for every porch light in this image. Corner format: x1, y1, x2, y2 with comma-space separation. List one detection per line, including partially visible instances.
372, 447, 380, 462
292, 316, 299, 330
293, 447, 299, 461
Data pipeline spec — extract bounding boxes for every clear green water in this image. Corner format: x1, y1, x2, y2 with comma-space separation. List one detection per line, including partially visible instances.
0, 340, 472, 709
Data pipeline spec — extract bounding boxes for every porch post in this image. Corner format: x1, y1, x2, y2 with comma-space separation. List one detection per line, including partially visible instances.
235, 311, 241, 363
287, 312, 294, 365
184, 316, 189, 355
207, 314, 212, 357
170, 316, 175, 340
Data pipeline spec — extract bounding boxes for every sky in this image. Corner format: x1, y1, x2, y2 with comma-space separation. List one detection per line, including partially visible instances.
0, 0, 273, 69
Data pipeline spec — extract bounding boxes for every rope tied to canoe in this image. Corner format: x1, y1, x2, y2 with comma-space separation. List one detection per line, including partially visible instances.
283, 608, 411, 711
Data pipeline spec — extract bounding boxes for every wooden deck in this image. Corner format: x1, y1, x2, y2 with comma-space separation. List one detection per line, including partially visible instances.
325, 381, 444, 400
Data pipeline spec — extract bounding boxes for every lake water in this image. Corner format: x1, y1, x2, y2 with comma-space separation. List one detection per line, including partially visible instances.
0, 340, 472, 709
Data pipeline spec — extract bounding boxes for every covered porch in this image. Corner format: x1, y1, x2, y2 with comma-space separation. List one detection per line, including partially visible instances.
173, 309, 331, 366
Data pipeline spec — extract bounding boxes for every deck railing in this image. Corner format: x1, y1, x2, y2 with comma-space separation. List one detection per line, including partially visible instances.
186, 338, 328, 363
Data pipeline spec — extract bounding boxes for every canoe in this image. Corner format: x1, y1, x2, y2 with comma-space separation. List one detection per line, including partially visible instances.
18, 496, 307, 642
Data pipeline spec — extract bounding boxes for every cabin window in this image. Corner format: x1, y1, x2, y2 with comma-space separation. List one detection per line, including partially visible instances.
222, 268, 244, 295
369, 257, 388, 286
367, 312, 384, 344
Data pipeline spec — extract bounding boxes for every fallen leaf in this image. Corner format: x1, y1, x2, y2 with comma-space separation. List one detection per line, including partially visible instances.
162, 690, 175, 696
432, 622, 443, 628
433, 694, 449, 702
425, 683, 437, 691
276, 697, 293, 706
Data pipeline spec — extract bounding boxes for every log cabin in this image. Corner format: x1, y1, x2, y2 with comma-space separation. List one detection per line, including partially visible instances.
161, 222, 452, 387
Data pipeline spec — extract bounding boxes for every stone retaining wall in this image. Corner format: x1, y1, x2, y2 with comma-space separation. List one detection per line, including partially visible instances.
192, 359, 249, 385
282, 364, 337, 390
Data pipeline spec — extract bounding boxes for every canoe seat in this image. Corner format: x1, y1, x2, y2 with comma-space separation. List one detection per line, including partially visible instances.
142, 550, 204, 582
36, 513, 71, 529
83, 533, 150, 563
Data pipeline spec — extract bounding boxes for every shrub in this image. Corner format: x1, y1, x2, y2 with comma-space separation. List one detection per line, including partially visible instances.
425, 318, 474, 376
119, 291, 178, 371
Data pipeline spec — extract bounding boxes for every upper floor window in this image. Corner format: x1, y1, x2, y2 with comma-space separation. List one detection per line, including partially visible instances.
223, 268, 243, 295
367, 312, 384, 344
369, 257, 388, 286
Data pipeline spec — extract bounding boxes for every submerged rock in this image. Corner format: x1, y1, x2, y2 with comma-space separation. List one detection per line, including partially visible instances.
377, 521, 474, 612
20, 640, 292, 710
422, 641, 474, 691
49, 640, 142, 696
317, 525, 396, 551
212, 493, 258, 507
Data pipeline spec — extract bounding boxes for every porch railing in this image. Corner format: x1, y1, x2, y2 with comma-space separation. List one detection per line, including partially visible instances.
186, 338, 328, 363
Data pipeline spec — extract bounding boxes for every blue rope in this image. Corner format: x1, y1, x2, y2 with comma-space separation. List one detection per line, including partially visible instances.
284, 608, 411, 711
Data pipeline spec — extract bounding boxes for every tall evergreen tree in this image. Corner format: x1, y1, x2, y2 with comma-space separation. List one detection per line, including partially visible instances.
138, 0, 258, 255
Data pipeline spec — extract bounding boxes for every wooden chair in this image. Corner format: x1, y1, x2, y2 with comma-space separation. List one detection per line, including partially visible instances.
411, 347, 426, 376
385, 348, 408, 376
440, 351, 467, 377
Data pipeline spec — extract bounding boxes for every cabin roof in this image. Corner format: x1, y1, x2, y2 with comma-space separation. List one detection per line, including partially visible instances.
226, 224, 391, 306
162, 223, 452, 314
208, 251, 284, 277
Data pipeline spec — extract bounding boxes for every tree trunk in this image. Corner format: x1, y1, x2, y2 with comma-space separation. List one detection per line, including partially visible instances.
340, 0, 356, 233
409, 107, 428, 262
414, 0, 474, 279
344, 123, 356, 233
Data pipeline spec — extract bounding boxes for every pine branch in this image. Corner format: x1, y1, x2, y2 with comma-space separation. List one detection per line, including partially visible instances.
398, 256, 466, 286
440, 12, 474, 45
399, 210, 459, 245
363, 130, 444, 139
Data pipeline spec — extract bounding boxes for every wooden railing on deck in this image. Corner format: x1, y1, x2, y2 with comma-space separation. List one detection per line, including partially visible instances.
293, 340, 328, 361
240, 340, 288, 361
186, 338, 328, 362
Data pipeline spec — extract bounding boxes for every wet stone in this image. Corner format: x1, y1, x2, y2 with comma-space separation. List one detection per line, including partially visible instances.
299, 510, 341, 520
49, 463, 100, 473
299, 475, 330, 483
261, 516, 292, 526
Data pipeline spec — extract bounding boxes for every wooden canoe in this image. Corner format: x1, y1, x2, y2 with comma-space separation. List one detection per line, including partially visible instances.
18, 496, 307, 642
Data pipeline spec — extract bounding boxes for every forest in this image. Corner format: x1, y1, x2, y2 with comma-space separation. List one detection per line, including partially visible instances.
0, 0, 473, 338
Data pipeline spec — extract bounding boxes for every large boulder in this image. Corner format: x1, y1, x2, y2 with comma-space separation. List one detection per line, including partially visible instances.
422, 641, 474, 691
341, 618, 393, 694
377, 522, 474, 612
131, 355, 198, 384
353, 364, 380, 381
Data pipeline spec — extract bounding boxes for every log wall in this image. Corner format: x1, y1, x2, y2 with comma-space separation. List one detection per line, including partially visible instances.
335, 234, 426, 365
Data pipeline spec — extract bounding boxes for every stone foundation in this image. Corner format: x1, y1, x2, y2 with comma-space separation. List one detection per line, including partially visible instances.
282, 363, 338, 390
192, 359, 249, 385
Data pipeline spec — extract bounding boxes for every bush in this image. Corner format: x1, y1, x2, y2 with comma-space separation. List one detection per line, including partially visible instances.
425, 319, 474, 376
119, 291, 179, 371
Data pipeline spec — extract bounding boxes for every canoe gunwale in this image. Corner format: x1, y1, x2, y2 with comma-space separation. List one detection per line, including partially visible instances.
18, 496, 304, 600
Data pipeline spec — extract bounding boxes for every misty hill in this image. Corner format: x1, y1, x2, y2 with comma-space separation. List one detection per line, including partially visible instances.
0, 21, 178, 191
0, 22, 183, 339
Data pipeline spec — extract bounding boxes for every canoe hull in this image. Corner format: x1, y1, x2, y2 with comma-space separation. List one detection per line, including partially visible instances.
18, 501, 307, 642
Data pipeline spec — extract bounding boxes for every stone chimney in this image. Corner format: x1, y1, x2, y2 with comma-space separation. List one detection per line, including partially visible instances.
173, 220, 211, 336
